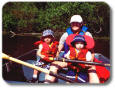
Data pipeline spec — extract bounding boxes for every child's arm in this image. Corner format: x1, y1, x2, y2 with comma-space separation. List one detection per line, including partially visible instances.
85, 51, 93, 67
36, 44, 45, 58
36, 44, 53, 62
86, 51, 92, 61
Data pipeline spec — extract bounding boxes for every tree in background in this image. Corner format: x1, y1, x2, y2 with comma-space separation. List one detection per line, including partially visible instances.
3, 2, 110, 37
3, 2, 38, 32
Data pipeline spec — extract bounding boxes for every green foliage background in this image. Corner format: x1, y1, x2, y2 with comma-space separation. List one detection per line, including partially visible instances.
3, 2, 110, 37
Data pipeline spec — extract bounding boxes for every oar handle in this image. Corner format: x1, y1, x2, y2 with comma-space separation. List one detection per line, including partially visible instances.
2, 53, 10, 59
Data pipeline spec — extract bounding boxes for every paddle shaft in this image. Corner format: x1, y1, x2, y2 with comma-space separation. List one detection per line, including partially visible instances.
2, 53, 50, 74
2, 53, 76, 83
56, 58, 110, 67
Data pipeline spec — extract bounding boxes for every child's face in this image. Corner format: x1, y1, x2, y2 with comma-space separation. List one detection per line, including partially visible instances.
75, 42, 84, 50
44, 37, 52, 44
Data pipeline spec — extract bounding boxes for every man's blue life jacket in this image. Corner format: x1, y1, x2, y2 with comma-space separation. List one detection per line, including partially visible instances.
66, 25, 88, 36
64, 26, 88, 55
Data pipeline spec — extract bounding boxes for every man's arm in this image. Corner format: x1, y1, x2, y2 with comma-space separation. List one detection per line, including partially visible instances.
56, 44, 64, 57
56, 32, 68, 57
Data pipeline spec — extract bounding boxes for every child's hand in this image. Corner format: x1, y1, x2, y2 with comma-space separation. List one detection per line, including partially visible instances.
49, 57, 54, 60
85, 64, 92, 67
40, 55, 45, 58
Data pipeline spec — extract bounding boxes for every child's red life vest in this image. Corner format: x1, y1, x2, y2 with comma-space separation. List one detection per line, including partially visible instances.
69, 47, 88, 61
68, 47, 88, 70
34, 41, 59, 62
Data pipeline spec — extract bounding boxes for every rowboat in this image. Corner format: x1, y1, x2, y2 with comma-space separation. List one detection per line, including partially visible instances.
2, 50, 110, 83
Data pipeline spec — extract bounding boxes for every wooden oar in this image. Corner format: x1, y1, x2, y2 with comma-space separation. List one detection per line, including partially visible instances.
10, 31, 42, 37
2, 53, 76, 83
54, 58, 110, 67
9, 31, 63, 38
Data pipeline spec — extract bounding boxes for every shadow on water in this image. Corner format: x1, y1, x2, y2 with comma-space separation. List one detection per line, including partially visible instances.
2, 35, 39, 58
94, 39, 110, 59
2, 35, 110, 82
2, 35, 39, 82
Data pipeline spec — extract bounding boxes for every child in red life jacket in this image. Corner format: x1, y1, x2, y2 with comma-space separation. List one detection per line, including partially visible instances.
64, 35, 100, 83
65, 35, 92, 61
34, 30, 58, 62
31, 29, 58, 82
45, 35, 99, 83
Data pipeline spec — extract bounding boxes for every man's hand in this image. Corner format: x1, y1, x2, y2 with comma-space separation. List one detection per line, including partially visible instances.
56, 44, 64, 57
56, 51, 60, 58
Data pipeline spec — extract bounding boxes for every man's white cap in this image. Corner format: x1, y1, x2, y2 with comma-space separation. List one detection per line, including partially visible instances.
70, 15, 83, 23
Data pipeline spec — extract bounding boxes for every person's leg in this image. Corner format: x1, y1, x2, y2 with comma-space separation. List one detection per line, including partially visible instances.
30, 56, 41, 82
44, 51, 67, 83
45, 65, 58, 83
45, 61, 68, 83
32, 70, 38, 79
88, 66, 100, 83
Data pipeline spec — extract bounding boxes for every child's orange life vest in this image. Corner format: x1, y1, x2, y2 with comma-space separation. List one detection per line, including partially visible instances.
68, 47, 88, 70
34, 41, 59, 62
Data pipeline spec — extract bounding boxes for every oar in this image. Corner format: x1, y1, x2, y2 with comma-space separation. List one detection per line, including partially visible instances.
10, 31, 42, 37
16, 49, 38, 59
54, 58, 110, 67
2, 49, 38, 67
9, 31, 63, 38
2, 53, 76, 83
